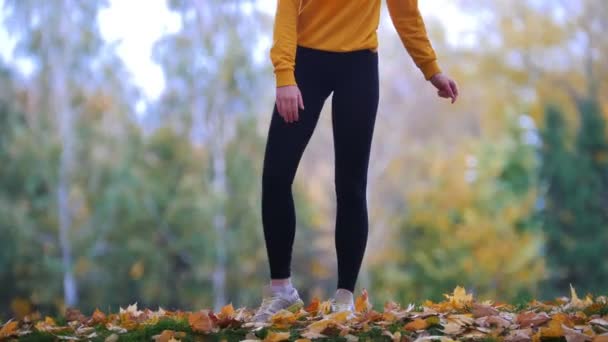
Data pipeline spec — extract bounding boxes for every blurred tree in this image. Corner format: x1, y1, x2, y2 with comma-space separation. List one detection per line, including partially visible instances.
2, 0, 116, 309
540, 97, 608, 298
370, 112, 545, 306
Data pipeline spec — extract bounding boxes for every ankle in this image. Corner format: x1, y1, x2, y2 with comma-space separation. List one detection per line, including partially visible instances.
270, 277, 292, 287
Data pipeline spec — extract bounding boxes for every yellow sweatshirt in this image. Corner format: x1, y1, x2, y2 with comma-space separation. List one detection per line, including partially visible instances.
270, 0, 441, 87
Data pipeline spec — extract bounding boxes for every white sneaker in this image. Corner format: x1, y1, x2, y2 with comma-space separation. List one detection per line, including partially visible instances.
330, 289, 356, 320
251, 284, 304, 322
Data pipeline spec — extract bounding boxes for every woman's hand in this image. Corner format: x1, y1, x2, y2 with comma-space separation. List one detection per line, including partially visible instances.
276, 85, 304, 123
430, 73, 459, 104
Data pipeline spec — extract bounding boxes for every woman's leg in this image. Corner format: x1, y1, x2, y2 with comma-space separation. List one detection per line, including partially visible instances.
331, 50, 379, 293
261, 47, 333, 281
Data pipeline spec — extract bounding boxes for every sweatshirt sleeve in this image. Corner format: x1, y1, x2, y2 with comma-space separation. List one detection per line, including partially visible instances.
270, 0, 299, 87
386, 0, 441, 80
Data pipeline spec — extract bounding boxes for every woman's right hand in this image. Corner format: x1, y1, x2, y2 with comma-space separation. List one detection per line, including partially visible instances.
276, 85, 304, 123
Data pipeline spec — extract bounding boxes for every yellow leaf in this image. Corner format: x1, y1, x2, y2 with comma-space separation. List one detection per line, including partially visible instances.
264, 331, 290, 342
295, 339, 312, 342
443, 286, 473, 309
0, 320, 18, 338
404, 318, 428, 331
270, 310, 297, 329
319, 300, 332, 315
218, 303, 235, 320
540, 319, 564, 338
327, 311, 349, 324
570, 284, 593, 308
188, 311, 213, 333
307, 319, 332, 333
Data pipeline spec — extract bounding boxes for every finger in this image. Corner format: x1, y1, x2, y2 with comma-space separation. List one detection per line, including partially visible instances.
276, 101, 285, 121
291, 97, 299, 122
444, 84, 455, 103
298, 91, 305, 110
450, 80, 459, 97
288, 98, 296, 123
280, 100, 290, 123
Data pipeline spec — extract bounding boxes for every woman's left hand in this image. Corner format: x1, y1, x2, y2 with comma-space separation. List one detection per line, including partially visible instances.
430, 73, 459, 104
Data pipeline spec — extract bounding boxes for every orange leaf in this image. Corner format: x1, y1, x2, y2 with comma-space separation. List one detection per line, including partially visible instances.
153, 329, 176, 342
0, 320, 18, 338
305, 297, 320, 314
218, 303, 235, 320
404, 318, 429, 331
188, 311, 214, 333
92, 308, 107, 324
264, 331, 290, 342
355, 288, 370, 313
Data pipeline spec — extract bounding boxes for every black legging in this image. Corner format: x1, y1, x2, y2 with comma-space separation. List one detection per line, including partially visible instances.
261, 46, 379, 292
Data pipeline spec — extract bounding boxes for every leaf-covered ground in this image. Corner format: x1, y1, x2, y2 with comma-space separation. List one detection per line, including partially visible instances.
1, 285, 607, 342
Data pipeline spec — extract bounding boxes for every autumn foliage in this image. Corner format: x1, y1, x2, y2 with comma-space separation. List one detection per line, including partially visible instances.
2, 285, 608, 341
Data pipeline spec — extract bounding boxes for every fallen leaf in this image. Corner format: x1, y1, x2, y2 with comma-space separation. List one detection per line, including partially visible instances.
217, 303, 235, 320
442, 321, 465, 335
0, 320, 19, 338
188, 311, 213, 333
263, 331, 290, 342
152, 329, 176, 342
443, 286, 473, 309
270, 309, 298, 329
540, 319, 564, 338
561, 325, 589, 342
306, 297, 320, 315
517, 311, 551, 328
472, 302, 499, 318
504, 328, 533, 342
301, 330, 327, 339
355, 289, 370, 313
570, 284, 593, 309
104, 333, 119, 342
404, 318, 428, 331
91, 308, 107, 324
594, 333, 608, 342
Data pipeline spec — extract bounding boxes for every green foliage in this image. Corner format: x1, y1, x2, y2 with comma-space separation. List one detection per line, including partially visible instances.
539, 98, 608, 299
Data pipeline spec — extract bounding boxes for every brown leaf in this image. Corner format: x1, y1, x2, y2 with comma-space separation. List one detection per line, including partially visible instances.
561, 325, 589, 342
65, 307, 87, 323
516, 311, 551, 328
593, 334, 608, 342
475, 315, 512, 329
472, 302, 499, 318
188, 310, 214, 333
404, 318, 428, 331
504, 328, 533, 342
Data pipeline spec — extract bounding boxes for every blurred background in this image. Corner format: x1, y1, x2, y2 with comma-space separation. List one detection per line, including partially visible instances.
0, 0, 607, 320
